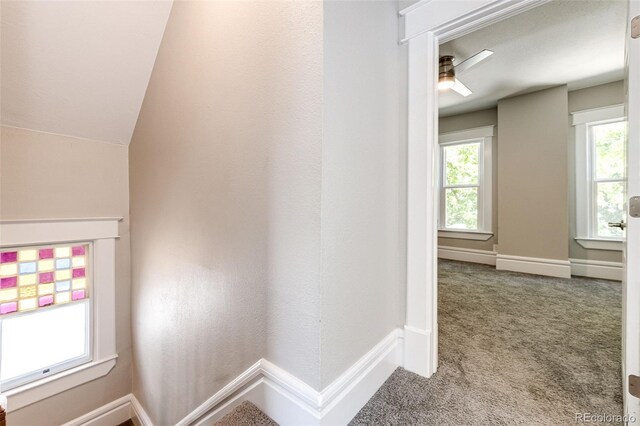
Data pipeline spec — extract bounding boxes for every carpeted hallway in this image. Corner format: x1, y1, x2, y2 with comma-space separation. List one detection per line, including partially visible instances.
350, 259, 623, 425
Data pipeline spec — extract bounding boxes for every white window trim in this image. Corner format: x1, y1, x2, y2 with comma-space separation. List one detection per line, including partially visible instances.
438, 125, 494, 240
0, 218, 121, 412
573, 105, 625, 252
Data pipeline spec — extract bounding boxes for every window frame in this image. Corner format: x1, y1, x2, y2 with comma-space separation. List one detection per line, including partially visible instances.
573, 104, 626, 251
438, 126, 494, 240
0, 218, 120, 412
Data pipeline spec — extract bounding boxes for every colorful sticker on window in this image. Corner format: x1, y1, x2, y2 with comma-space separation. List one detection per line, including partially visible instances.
0, 244, 88, 316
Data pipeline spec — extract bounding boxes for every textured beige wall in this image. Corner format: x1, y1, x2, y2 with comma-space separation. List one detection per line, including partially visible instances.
0, 126, 132, 425
497, 86, 569, 260
321, 0, 406, 387
568, 81, 624, 263
438, 108, 498, 251
129, 1, 323, 424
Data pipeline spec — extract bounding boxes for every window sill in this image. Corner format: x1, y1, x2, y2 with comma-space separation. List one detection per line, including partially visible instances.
575, 237, 624, 251
4, 355, 117, 412
438, 230, 493, 241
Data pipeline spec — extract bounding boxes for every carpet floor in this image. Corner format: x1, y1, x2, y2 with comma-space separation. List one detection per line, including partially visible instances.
350, 260, 623, 425
214, 401, 278, 426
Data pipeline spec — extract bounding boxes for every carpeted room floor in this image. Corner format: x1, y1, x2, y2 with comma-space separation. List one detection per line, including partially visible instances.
216, 259, 622, 425
350, 260, 623, 425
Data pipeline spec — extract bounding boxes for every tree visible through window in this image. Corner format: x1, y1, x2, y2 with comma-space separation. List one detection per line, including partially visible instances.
591, 121, 626, 238
442, 141, 481, 230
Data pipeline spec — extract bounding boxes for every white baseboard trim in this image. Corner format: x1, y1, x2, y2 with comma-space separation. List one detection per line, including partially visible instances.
179, 328, 404, 426
402, 326, 433, 377
570, 258, 623, 281
438, 246, 496, 266
62, 394, 147, 426
496, 254, 571, 278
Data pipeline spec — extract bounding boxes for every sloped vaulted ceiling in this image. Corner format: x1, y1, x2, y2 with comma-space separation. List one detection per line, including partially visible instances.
1, 0, 173, 145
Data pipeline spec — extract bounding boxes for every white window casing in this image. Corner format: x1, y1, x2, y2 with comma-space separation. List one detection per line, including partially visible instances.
438, 125, 494, 240
573, 104, 626, 251
0, 218, 120, 412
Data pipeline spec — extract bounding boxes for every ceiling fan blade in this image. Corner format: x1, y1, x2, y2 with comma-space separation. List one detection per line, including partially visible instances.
453, 49, 494, 74
451, 79, 472, 97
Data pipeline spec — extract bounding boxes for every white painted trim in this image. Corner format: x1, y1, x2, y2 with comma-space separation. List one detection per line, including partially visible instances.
438, 125, 494, 143
438, 230, 493, 241
175, 328, 405, 426
496, 254, 571, 278
401, 0, 551, 389
131, 394, 154, 426
575, 237, 624, 251
403, 326, 432, 378
438, 246, 496, 265
61, 393, 154, 426
0, 218, 121, 246
400, 0, 551, 44
61, 394, 131, 426
6, 356, 117, 412
0, 218, 120, 410
570, 258, 622, 281
571, 104, 625, 126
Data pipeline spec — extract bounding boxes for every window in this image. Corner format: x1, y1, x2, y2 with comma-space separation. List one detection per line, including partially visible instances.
0, 218, 119, 412
573, 105, 626, 251
0, 244, 90, 390
438, 126, 494, 240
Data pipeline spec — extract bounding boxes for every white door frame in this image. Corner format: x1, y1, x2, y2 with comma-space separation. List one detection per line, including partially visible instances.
400, 0, 552, 378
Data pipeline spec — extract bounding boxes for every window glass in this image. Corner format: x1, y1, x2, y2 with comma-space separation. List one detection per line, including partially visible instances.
444, 143, 480, 186
596, 181, 625, 238
1, 301, 89, 385
594, 121, 625, 180
445, 187, 478, 230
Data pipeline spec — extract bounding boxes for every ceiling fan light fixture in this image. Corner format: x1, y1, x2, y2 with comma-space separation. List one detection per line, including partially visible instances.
438, 76, 455, 90
438, 55, 456, 91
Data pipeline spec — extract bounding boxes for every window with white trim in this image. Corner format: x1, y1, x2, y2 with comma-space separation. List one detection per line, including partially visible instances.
573, 105, 626, 251
0, 243, 91, 391
0, 218, 119, 412
438, 126, 493, 240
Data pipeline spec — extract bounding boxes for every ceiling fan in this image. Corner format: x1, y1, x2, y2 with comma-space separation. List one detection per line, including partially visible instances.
438, 49, 494, 97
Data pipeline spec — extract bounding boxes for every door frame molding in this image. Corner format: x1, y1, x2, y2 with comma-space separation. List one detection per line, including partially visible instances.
399, 0, 550, 377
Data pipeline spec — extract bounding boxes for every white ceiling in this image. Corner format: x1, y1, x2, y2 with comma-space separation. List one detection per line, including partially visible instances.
1, 1, 173, 145
439, 0, 626, 117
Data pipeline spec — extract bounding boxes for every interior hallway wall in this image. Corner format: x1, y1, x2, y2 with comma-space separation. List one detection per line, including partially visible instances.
321, 0, 406, 387
497, 86, 569, 260
0, 126, 132, 426
438, 108, 498, 252
129, 1, 323, 424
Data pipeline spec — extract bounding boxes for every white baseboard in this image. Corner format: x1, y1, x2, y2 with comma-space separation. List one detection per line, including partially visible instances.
61, 394, 143, 426
570, 258, 623, 281
402, 325, 433, 377
496, 254, 571, 278
438, 246, 496, 265
180, 328, 404, 426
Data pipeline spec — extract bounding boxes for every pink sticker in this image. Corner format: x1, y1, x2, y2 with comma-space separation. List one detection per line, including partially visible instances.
1, 252, 17, 263
39, 295, 54, 307
72, 290, 85, 301
72, 268, 85, 278
39, 249, 54, 259
39, 272, 54, 283
0, 302, 17, 315
72, 246, 86, 256
1, 277, 17, 288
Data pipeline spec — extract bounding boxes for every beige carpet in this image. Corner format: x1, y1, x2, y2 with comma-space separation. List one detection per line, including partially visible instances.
350, 260, 623, 425
213, 401, 277, 426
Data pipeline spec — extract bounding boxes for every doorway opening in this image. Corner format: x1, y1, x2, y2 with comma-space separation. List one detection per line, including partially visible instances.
434, 0, 626, 422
